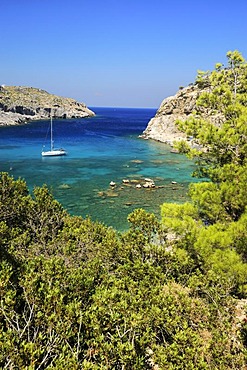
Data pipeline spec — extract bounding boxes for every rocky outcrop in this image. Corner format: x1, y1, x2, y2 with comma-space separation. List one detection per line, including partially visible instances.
0, 85, 95, 125
141, 84, 206, 145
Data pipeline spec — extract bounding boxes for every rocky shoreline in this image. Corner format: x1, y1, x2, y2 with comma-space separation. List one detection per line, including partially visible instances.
140, 84, 207, 145
0, 85, 95, 125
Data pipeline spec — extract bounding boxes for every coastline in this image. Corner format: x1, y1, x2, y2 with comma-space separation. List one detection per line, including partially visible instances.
0, 85, 95, 126
0, 107, 197, 230
140, 84, 207, 145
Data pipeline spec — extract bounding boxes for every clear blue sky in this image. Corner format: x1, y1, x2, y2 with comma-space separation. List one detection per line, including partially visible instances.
1, 0, 247, 108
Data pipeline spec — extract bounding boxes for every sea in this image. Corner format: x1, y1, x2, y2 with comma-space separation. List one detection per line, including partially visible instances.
0, 107, 199, 231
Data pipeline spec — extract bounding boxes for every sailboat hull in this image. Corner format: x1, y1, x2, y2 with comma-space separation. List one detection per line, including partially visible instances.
41, 115, 67, 157
42, 149, 67, 157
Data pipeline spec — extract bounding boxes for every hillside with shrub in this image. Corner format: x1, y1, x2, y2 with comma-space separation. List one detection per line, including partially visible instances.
1, 50, 247, 369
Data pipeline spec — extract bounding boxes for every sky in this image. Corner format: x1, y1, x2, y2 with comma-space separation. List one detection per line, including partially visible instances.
1, 0, 247, 108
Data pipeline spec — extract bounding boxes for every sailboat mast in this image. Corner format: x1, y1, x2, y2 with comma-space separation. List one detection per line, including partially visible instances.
41, 109, 66, 156
50, 114, 53, 151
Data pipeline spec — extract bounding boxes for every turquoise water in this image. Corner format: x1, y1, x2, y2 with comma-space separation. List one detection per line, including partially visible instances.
0, 107, 198, 230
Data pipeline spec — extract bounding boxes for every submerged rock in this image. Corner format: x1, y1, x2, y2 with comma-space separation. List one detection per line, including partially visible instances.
58, 183, 71, 189
131, 159, 144, 164
106, 191, 119, 197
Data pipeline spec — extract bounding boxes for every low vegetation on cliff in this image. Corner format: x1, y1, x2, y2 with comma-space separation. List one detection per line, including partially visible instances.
0, 85, 94, 125
1, 51, 247, 368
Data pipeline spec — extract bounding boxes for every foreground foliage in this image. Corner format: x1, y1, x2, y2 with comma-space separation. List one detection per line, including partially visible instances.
1, 51, 247, 369
0, 180, 246, 368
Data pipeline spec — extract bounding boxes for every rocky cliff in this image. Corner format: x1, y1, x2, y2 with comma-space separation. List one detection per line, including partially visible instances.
0, 85, 95, 125
141, 84, 206, 145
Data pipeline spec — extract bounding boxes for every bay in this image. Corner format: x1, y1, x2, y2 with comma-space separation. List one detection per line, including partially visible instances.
0, 107, 198, 230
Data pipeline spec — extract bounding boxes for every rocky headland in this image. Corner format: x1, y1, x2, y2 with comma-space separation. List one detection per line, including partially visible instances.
0, 85, 95, 125
141, 84, 213, 145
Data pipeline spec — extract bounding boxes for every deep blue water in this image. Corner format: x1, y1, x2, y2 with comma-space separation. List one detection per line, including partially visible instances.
0, 107, 198, 230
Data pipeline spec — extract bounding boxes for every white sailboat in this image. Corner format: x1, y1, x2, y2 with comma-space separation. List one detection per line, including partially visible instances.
42, 115, 67, 157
